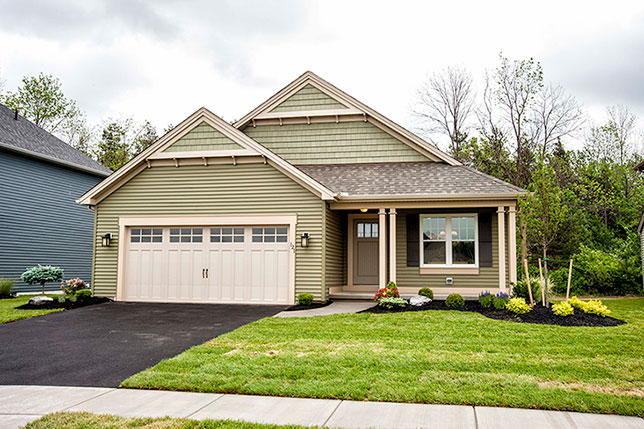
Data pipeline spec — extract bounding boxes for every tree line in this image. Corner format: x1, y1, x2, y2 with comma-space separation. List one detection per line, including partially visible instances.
414, 54, 644, 295
0, 73, 167, 172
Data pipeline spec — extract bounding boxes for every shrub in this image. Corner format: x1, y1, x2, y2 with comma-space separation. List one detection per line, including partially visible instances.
378, 297, 407, 309
0, 278, 16, 298
61, 278, 87, 297
583, 300, 611, 317
492, 292, 509, 309
552, 301, 574, 317
21, 265, 64, 295
76, 289, 93, 299
445, 293, 464, 308
418, 287, 434, 299
511, 278, 541, 302
569, 296, 585, 310
506, 297, 531, 314
478, 290, 493, 308
297, 293, 314, 306
374, 281, 400, 301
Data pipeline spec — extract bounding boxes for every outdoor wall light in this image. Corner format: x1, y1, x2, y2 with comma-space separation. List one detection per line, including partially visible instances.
300, 232, 310, 248
101, 233, 113, 247
360, 208, 369, 213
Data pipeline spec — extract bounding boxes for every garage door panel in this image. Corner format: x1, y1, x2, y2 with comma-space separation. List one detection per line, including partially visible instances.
124, 224, 290, 304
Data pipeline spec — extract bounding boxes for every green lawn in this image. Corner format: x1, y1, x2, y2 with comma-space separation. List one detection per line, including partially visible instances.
0, 295, 62, 324
123, 298, 644, 417
26, 412, 312, 429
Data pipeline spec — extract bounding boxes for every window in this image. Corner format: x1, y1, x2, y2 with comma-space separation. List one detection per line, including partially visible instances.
356, 222, 378, 238
170, 228, 203, 243
252, 227, 288, 243
210, 227, 244, 243
421, 215, 477, 266
131, 228, 162, 243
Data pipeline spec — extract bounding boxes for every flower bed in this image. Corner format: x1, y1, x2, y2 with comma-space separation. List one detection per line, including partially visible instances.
359, 299, 625, 327
284, 300, 333, 311
17, 295, 110, 310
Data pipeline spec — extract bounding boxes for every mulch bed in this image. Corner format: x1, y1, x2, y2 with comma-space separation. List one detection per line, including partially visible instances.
285, 300, 333, 311
17, 296, 111, 310
360, 300, 626, 327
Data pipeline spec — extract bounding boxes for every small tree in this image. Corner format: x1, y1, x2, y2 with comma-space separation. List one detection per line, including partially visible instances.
21, 265, 64, 295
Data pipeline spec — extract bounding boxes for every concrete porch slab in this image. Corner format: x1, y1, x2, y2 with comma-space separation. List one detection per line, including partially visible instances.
191, 394, 341, 427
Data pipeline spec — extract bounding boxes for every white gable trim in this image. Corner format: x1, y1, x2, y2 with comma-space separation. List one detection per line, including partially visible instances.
234, 71, 461, 166
77, 107, 337, 205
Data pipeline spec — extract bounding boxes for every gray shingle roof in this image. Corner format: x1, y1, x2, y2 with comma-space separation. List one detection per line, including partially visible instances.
0, 103, 111, 176
296, 162, 524, 196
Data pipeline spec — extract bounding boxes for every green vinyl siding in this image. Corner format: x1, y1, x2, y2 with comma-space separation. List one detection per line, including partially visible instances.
323, 204, 346, 299
163, 122, 243, 152
396, 209, 501, 290
93, 162, 324, 300
242, 121, 430, 165
270, 84, 348, 113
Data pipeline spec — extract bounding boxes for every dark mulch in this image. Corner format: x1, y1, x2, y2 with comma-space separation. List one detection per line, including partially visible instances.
285, 300, 333, 311
17, 296, 111, 310
360, 300, 626, 327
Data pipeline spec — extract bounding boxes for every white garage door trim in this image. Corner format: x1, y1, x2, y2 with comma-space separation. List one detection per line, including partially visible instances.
117, 215, 297, 304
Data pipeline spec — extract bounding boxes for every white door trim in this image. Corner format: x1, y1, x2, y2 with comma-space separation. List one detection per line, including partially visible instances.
117, 214, 297, 304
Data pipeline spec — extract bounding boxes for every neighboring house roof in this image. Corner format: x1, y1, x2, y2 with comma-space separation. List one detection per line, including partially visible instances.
234, 71, 461, 166
0, 103, 111, 177
297, 162, 525, 200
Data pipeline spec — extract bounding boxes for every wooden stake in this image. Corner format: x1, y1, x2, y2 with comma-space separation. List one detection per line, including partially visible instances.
538, 258, 545, 306
523, 258, 534, 307
566, 259, 573, 301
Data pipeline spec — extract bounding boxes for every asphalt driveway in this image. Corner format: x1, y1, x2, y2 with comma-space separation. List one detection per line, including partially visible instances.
0, 301, 285, 387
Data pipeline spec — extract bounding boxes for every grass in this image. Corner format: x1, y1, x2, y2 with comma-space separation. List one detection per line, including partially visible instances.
0, 295, 62, 324
25, 412, 312, 428
123, 298, 644, 416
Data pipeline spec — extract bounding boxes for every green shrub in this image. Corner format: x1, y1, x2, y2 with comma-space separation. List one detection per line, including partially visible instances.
583, 300, 611, 317
374, 281, 400, 300
297, 293, 314, 306
378, 297, 407, 309
418, 287, 433, 299
478, 291, 493, 308
492, 292, 509, 310
569, 296, 586, 310
57, 295, 66, 304
552, 301, 574, 316
21, 265, 64, 294
75, 289, 92, 299
445, 293, 464, 308
61, 278, 87, 296
506, 297, 531, 314
0, 278, 16, 297
511, 278, 541, 301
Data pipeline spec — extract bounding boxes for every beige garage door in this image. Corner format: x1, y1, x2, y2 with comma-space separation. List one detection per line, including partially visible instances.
124, 226, 290, 304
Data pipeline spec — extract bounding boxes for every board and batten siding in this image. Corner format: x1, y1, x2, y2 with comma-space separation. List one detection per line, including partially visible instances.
323, 204, 346, 299
270, 84, 348, 113
93, 163, 325, 300
396, 209, 501, 291
163, 122, 243, 153
242, 121, 430, 165
0, 149, 103, 292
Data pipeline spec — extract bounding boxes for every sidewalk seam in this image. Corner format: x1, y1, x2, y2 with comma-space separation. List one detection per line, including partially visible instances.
321, 400, 343, 428
61, 388, 116, 411
185, 393, 225, 418
473, 406, 479, 429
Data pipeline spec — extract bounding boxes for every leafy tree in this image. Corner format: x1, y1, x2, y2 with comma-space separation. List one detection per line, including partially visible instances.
94, 118, 158, 171
21, 265, 64, 295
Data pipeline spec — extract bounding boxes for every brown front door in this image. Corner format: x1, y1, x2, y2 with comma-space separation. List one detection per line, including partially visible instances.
353, 219, 379, 285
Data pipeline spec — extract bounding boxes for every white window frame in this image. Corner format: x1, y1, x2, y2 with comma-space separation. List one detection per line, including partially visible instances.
420, 213, 479, 268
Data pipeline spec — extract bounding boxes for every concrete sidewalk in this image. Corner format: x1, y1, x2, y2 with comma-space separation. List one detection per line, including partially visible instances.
274, 300, 373, 318
0, 385, 642, 429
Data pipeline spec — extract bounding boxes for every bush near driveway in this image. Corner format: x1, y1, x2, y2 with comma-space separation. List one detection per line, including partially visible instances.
123, 298, 644, 417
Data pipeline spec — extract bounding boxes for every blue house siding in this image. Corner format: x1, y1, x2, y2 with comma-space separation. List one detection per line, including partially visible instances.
0, 149, 103, 293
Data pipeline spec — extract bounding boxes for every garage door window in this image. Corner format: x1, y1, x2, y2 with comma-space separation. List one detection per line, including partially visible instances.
252, 227, 288, 243
131, 228, 162, 243
210, 227, 244, 243
170, 228, 203, 243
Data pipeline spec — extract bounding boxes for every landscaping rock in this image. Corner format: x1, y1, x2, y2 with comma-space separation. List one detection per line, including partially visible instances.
28, 296, 54, 306
409, 294, 432, 306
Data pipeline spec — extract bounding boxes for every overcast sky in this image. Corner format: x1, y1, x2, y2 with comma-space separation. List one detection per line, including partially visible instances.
1, 0, 643, 149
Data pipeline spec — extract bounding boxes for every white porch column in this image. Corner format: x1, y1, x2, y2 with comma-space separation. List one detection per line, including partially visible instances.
389, 208, 397, 284
379, 208, 387, 288
508, 206, 517, 287
497, 206, 507, 292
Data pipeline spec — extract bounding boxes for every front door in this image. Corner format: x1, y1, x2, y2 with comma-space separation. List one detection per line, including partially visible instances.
353, 219, 379, 285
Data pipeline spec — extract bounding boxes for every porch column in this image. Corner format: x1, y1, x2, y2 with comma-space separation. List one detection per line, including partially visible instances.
389, 208, 397, 284
508, 206, 517, 287
379, 208, 387, 288
497, 206, 507, 292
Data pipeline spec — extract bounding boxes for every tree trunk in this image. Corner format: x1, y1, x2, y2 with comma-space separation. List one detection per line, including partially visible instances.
41, 282, 45, 295
543, 248, 550, 307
